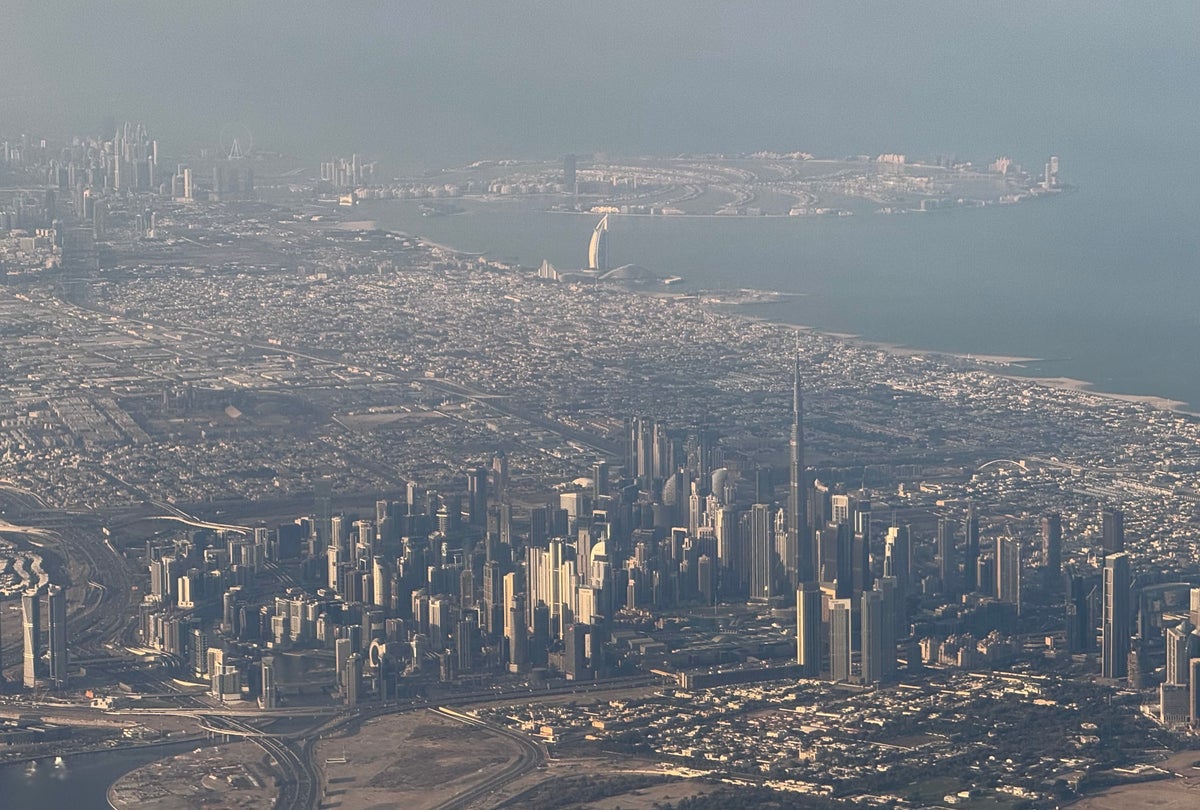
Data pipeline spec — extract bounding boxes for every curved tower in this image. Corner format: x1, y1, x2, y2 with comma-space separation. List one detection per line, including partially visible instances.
587, 214, 609, 271
22, 588, 40, 688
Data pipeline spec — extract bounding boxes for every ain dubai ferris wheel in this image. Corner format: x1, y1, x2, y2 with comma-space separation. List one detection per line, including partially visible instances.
219, 122, 254, 160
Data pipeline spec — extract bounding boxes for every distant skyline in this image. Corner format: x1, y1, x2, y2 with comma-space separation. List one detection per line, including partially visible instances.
3, 2, 1199, 172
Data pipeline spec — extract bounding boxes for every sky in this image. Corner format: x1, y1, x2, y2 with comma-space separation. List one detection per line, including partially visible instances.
2, 2, 1199, 171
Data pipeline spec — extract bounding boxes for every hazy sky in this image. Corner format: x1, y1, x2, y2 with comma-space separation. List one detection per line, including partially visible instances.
3, 2, 1198, 170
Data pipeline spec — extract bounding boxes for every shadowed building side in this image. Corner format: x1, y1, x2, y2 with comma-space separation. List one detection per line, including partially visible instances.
22, 588, 40, 689
47, 584, 68, 689
1103, 552, 1130, 680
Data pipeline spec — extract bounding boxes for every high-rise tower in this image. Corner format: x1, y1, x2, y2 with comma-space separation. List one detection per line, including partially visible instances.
1165, 620, 1195, 687
937, 515, 957, 595
790, 349, 809, 583
22, 588, 40, 688
792, 351, 823, 677
963, 505, 980, 592
261, 656, 278, 709
829, 598, 853, 682
747, 503, 775, 602
47, 584, 68, 689
563, 154, 577, 192
1102, 551, 1131, 680
466, 467, 488, 527
1042, 512, 1063, 589
996, 536, 1022, 615
861, 588, 885, 684
1102, 506, 1124, 555
587, 214, 609, 271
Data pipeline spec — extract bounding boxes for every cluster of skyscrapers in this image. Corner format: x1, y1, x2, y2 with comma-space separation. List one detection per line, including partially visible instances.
9, 582, 69, 690
319, 154, 375, 190
111, 355, 1102, 706
9, 340, 1192, 724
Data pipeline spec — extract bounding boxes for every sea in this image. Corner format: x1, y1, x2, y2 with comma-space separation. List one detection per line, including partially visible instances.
359, 143, 1200, 413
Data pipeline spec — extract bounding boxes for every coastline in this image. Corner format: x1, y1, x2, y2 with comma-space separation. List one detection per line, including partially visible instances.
331, 219, 481, 260
806, 331, 1192, 411
351, 213, 1197, 417
738, 309, 1194, 415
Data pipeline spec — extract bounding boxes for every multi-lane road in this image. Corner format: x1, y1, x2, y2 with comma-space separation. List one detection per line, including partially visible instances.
428, 706, 545, 810
202, 713, 319, 809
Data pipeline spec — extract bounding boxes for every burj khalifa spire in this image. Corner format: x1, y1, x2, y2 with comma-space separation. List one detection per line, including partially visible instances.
789, 345, 811, 583
793, 343, 823, 677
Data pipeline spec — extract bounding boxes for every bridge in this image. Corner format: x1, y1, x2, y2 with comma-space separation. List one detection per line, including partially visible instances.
146, 501, 254, 534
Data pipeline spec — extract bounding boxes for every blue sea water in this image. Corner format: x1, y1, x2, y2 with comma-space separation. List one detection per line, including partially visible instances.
347, 4, 1200, 411
361, 145, 1200, 409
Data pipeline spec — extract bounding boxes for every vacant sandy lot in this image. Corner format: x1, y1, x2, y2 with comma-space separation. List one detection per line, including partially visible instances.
1074, 751, 1200, 810
314, 709, 522, 810
110, 741, 277, 810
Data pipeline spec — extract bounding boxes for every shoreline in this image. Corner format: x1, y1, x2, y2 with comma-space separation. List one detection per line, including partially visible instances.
350, 212, 1197, 418
728, 309, 1195, 415
813, 329, 1193, 412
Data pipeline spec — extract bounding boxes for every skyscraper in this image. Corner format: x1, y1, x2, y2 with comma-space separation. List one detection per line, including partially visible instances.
507, 597, 528, 672
829, 598, 853, 683
565, 622, 590, 681
996, 536, 1021, 615
789, 350, 809, 583
937, 516, 957, 595
1165, 620, 1195, 687
861, 588, 885, 685
883, 523, 907, 638
592, 459, 609, 501
327, 544, 341, 592
261, 656, 278, 709
587, 214, 609, 271
1066, 574, 1094, 653
22, 588, 40, 688
833, 522, 854, 600
314, 477, 333, 548
1190, 659, 1200, 729
796, 581, 822, 677
563, 154, 577, 191
457, 613, 479, 673
1102, 552, 1131, 680
1042, 512, 1062, 587
963, 505, 980, 592
875, 576, 898, 680
790, 354, 824, 680
853, 494, 872, 593
344, 653, 361, 706
1102, 506, 1124, 555
47, 584, 68, 689
747, 503, 775, 601
466, 467, 488, 527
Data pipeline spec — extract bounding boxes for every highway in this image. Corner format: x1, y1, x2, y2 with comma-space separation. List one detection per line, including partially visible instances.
428, 706, 545, 810
0, 505, 134, 670
1, 673, 667, 809
419, 376, 621, 457
203, 714, 319, 810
